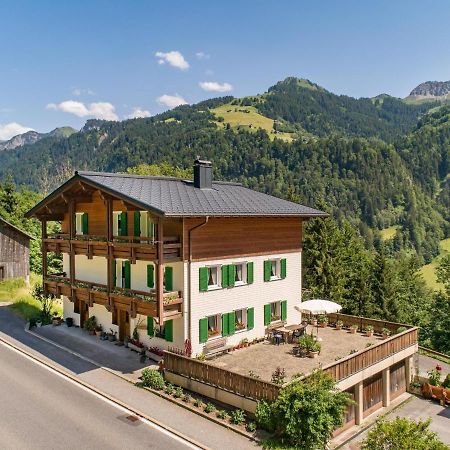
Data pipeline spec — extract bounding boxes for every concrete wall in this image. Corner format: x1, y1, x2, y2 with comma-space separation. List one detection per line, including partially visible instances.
188, 252, 302, 356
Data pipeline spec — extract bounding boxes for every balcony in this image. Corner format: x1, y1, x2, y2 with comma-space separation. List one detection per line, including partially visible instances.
44, 275, 183, 320
43, 233, 182, 261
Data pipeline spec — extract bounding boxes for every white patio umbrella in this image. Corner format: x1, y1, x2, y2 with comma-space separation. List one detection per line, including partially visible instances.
294, 299, 342, 340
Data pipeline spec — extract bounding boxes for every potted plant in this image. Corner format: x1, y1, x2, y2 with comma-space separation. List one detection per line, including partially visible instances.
335, 320, 344, 331
310, 317, 318, 326
240, 338, 249, 348
349, 324, 358, 334
95, 325, 103, 337
83, 316, 97, 335
365, 325, 374, 337
146, 346, 164, 362
52, 314, 62, 326
381, 327, 391, 339
107, 329, 117, 342
308, 341, 321, 358
317, 315, 328, 328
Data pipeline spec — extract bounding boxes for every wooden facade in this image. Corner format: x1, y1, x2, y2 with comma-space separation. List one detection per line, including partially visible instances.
0, 218, 32, 282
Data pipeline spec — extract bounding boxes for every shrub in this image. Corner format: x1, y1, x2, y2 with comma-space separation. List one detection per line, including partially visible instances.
230, 409, 246, 425
173, 386, 184, 398
204, 402, 216, 414
165, 383, 175, 395
309, 341, 321, 353
246, 421, 257, 432
217, 409, 229, 420
193, 398, 203, 408
443, 374, 450, 389
141, 369, 165, 390
258, 370, 353, 448
336, 320, 344, 327
397, 326, 407, 334
317, 315, 328, 324
255, 400, 275, 432
195, 353, 206, 361
271, 367, 286, 385
382, 327, 391, 336
428, 369, 442, 386
361, 417, 449, 450
182, 393, 192, 403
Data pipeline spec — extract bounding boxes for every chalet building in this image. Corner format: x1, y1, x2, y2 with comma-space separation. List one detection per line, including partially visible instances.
26, 159, 327, 355
0, 217, 33, 284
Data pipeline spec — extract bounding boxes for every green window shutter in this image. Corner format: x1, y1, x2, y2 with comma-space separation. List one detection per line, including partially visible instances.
280, 258, 287, 279
164, 320, 173, 342
164, 266, 173, 291
199, 318, 208, 343
112, 259, 117, 287
120, 211, 128, 236
82, 213, 89, 235
134, 211, 141, 237
221, 265, 229, 288
247, 307, 254, 330
199, 267, 208, 292
264, 260, 271, 282
228, 264, 235, 287
246, 262, 254, 284
228, 311, 236, 335
222, 313, 229, 336
124, 260, 131, 289
281, 300, 287, 321
147, 317, 154, 336
264, 304, 271, 326
147, 264, 154, 289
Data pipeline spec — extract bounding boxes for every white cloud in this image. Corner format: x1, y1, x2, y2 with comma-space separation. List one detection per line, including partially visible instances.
157, 94, 188, 109
195, 51, 210, 60
0, 122, 34, 140
155, 51, 189, 70
199, 81, 233, 92
125, 107, 151, 119
46, 100, 118, 120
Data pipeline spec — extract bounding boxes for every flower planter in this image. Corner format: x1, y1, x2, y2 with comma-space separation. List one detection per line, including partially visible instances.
319, 323, 327, 328
308, 351, 320, 358
95, 330, 102, 337
365, 331, 374, 337
128, 342, 145, 353
146, 350, 163, 363
335, 325, 342, 331
349, 327, 357, 334
66, 317, 74, 327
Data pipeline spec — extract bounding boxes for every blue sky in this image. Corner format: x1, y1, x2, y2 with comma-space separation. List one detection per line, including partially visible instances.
1, 0, 450, 139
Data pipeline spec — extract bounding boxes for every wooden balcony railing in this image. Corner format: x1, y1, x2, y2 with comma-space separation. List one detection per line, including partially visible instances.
44, 275, 183, 319
43, 234, 182, 261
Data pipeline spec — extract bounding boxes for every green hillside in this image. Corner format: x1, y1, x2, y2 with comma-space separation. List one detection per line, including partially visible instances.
420, 238, 450, 290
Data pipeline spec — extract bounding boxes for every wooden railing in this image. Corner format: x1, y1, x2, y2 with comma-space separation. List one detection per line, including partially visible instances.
322, 327, 418, 382
327, 312, 412, 334
163, 351, 281, 402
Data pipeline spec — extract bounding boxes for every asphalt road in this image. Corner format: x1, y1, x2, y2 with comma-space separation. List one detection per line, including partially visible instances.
0, 341, 197, 450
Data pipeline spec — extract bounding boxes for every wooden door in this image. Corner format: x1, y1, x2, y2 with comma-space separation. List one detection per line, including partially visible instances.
363, 372, 383, 418
390, 361, 406, 400
79, 302, 88, 328
118, 310, 130, 341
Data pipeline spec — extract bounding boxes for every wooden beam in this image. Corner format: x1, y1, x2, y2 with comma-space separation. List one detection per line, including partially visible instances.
69, 199, 75, 284
156, 219, 164, 326
41, 219, 48, 293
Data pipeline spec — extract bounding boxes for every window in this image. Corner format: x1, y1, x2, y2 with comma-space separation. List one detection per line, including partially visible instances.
155, 322, 166, 339
114, 260, 131, 289
207, 314, 221, 339
235, 308, 247, 331
75, 212, 88, 235
207, 266, 220, 289
234, 263, 247, 286
139, 211, 156, 241
264, 258, 286, 281
270, 301, 281, 322
113, 211, 128, 237
271, 260, 280, 279
147, 318, 173, 342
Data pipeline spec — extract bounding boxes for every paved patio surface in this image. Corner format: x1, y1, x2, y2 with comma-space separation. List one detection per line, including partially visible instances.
35, 324, 156, 382
210, 325, 380, 381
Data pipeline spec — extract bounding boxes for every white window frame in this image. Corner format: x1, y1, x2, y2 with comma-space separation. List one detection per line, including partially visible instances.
115, 259, 128, 288
140, 211, 156, 242
234, 308, 247, 332
75, 212, 84, 235
207, 314, 221, 340
269, 259, 281, 281
113, 211, 121, 237
233, 262, 247, 286
207, 265, 221, 290
270, 301, 282, 323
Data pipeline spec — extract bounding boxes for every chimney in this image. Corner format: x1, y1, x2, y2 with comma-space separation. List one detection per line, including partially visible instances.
193, 158, 212, 189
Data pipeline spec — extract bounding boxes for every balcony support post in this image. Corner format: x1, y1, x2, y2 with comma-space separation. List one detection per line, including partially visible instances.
157, 219, 164, 326
41, 219, 48, 294
68, 199, 75, 285
106, 197, 114, 311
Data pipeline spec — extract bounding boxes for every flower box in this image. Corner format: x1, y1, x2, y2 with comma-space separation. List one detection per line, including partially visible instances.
146, 350, 164, 363
128, 341, 145, 353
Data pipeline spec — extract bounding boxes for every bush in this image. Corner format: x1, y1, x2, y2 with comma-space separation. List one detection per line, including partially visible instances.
361, 417, 449, 450
217, 409, 229, 420
428, 369, 442, 386
246, 421, 257, 432
271, 367, 286, 385
397, 326, 407, 334
164, 383, 175, 395
173, 386, 184, 398
182, 393, 192, 403
141, 369, 165, 390
257, 370, 353, 448
193, 398, 203, 408
204, 402, 216, 414
230, 409, 246, 425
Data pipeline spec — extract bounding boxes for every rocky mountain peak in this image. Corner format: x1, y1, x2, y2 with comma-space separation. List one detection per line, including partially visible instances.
409, 81, 450, 99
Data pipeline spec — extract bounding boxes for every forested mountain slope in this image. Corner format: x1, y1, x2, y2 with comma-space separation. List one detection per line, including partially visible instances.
0, 79, 448, 264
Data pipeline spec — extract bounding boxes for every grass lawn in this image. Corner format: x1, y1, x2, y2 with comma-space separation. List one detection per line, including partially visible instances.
420, 238, 450, 290
0, 274, 62, 321
211, 103, 295, 142
379, 225, 399, 241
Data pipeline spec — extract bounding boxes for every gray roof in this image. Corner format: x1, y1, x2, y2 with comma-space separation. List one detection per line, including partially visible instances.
75, 171, 327, 218
0, 217, 34, 240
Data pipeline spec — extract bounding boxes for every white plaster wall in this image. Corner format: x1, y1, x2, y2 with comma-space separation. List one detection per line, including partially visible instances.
88, 303, 119, 336
129, 260, 184, 293
62, 296, 78, 325
74, 256, 107, 284
188, 252, 302, 356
